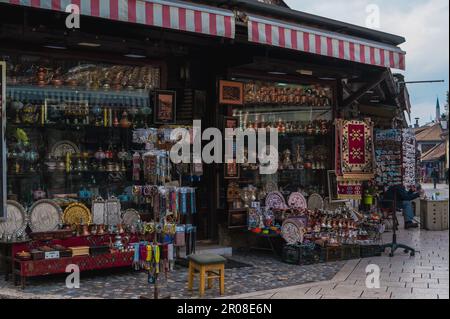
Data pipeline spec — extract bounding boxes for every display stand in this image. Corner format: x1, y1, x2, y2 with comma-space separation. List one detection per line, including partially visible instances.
379, 194, 416, 257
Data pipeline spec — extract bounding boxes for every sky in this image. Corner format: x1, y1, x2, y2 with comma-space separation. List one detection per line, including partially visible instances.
285, 0, 449, 126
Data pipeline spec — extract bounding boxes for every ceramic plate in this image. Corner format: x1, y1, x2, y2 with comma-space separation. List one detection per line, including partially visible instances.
121, 209, 141, 227
29, 199, 62, 232
0, 201, 27, 236
308, 193, 325, 210
287, 192, 307, 210
265, 192, 286, 210
281, 218, 305, 245
50, 140, 80, 158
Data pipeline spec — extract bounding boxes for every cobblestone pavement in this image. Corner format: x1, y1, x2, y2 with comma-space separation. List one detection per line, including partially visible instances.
225, 215, 450, 300
0, 252, 345, 299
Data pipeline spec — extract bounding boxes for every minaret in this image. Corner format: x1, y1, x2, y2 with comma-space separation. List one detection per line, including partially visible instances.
436, 97, 441, 122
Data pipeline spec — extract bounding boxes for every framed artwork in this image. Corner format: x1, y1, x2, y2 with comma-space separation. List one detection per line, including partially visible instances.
154, 90, 176, 124
327, 170, 348, 204
224, 161, 240, 179
0, 62, 6, 221
224, 116, 239, 130
219, 80, 244, 105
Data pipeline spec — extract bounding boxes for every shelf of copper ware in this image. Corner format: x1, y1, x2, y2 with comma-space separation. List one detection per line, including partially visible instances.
239, 104, 333, 111
7, 85, 151, 99
8, 169, 132, 177
7, 123, 144, 130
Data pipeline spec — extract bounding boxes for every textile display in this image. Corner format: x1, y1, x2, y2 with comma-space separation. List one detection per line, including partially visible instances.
337, 180, 363, 200
336, 119, 375, 181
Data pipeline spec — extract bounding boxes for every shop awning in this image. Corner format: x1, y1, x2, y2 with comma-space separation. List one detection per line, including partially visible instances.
0, 0, 235, 39
247, 15, 406, 70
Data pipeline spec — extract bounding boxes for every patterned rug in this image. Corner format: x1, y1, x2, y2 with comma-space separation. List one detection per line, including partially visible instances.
335, 118, 375, 200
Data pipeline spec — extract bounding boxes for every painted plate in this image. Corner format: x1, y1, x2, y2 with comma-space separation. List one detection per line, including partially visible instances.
287, 192, 307, 210
264, 181, 279, 193
265, 192, 286, 210
308, 193, 325, 210
121, 209, 141, 227
63, 202, 92, 226
29, 199, 62, 232
50, 140, 80, 158
281, 218, 305, 245
0, 201, 27, 236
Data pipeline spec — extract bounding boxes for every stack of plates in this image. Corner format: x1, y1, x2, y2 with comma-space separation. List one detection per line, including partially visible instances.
69, 246, 90, 257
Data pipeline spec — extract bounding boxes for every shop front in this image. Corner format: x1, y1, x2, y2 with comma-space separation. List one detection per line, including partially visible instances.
0, 0, 413, 291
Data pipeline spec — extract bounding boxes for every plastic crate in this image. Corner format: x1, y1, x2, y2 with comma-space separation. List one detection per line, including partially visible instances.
282, 244, 300, 265
360, 245, 383, 258
341, 244, 361, 260
322, 246, 343, 262
298, 245, 324, 265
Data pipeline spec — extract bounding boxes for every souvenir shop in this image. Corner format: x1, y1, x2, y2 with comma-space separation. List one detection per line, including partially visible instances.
0, 0, 412, 286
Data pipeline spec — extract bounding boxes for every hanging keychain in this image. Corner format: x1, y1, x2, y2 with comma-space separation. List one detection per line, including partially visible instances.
154, 245, 161, 275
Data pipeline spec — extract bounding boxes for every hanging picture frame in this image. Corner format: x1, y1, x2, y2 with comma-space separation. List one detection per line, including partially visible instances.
327, 170, 348, 204
219, 80, 244, 105
224, 116, 239, 130
0, 62, 6, 221
154, 90, 176, 124
92, 197, 106, 225
224, 161, 240, 179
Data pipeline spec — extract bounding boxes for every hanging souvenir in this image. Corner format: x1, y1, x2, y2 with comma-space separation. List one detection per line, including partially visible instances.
92, 197, 106, 225
132, 152, 141, 181
105, 197, 121, 226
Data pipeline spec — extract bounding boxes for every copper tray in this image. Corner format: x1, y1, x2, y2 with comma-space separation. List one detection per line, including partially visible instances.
63, 202, 92, 226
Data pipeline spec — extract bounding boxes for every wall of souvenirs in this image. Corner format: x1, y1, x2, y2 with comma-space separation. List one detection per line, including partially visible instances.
224, 80, 334, 213
0, 54, 201, 281
374, 129, 417, 189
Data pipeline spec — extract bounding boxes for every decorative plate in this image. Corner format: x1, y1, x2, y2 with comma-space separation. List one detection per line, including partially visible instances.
63, 202, 92, 226
265, 192, 286, 210
121, 209, 141, 227
281, 218, 305, 245
308, 193, 324, 210
0, 201, 27, 236
50, 140, 80, 158
91, 197, 106, 225
287, 192, 307, 210
264, 181, 279, 193
29, 199, 62, 232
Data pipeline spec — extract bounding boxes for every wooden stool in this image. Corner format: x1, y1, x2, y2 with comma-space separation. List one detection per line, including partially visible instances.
188, 254, 226, 297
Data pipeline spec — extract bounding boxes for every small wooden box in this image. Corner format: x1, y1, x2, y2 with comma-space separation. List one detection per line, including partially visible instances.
31, 249, 45, 260
421, 200, 449, 231
69, 246, 90, 257
89, 246, 110, 256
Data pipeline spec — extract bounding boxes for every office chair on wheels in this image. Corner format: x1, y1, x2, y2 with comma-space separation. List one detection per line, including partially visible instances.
378, 192, 416, 257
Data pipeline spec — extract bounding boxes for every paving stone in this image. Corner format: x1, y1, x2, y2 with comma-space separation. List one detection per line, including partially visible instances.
0, 252, 345, 300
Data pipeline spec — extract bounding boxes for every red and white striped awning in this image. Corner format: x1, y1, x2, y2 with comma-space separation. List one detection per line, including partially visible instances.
1, 0, 235, 39
248, 15, 406, 70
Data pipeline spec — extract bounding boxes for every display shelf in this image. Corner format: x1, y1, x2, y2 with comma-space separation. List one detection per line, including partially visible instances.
7, 123, 137, 130
7, 85, 150, 107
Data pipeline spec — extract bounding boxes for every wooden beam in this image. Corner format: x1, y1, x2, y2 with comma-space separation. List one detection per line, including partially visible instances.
342, 71, 387, 108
